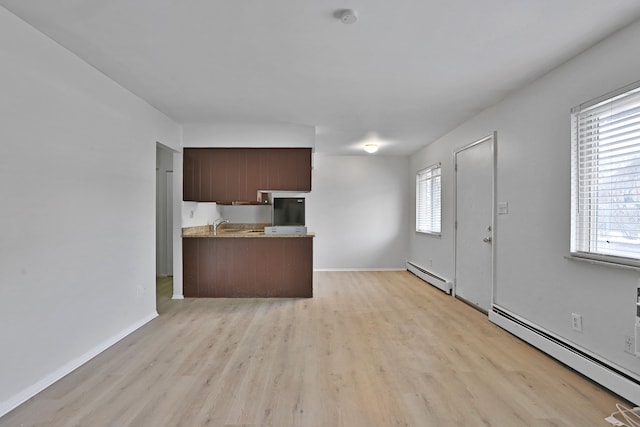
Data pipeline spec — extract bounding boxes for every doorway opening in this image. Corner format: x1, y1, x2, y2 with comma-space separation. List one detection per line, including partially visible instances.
156, 143, 176, 310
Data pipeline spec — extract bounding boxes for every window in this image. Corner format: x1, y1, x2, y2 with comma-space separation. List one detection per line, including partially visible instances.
571, 81, 640, 266
416, 163, 441, 234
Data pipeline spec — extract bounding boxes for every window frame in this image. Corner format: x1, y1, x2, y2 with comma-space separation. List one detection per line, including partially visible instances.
570, 80, 640, 268
416, 162, 442, 236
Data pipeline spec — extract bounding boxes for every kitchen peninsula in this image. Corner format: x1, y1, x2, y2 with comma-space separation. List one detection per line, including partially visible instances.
182, 223, 314, 298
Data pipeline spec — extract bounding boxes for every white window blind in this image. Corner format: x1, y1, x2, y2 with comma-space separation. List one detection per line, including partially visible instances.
416, 163, 441, 234
571, 81, 640, 265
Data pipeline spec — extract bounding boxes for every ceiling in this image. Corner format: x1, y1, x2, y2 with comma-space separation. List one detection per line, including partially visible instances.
2, 1, 640, 155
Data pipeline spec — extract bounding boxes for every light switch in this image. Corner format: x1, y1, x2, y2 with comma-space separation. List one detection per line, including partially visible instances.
497, 202, 509, 215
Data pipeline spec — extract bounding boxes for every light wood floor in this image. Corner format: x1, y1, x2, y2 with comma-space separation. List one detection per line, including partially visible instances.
156, 275, 173, 310
0, 271, 629, 426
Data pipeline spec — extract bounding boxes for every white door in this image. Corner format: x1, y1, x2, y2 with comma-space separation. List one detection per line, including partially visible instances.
454, 134, 495, 312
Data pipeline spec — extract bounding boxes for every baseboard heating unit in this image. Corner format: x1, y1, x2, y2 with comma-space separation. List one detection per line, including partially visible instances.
490, 305, 640, 405
406, 261, 452, 294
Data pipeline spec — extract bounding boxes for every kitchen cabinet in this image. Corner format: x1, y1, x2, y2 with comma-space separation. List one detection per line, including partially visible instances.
259, 148, 311, 192
182, 236, 313, 297
183, 147, 311, 202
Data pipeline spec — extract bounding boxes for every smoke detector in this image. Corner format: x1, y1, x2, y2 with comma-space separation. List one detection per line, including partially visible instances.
339, 9, 357, 24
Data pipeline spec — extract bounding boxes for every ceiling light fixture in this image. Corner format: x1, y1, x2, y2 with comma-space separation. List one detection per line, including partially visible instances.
339, 9, 357, 24
363, 143, 379, 154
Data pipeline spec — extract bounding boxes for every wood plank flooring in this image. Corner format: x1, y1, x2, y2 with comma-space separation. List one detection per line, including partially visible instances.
0, 271, 629, 426
156, 275, 173, 308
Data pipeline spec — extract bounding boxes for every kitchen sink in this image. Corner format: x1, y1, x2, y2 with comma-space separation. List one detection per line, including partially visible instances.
219, 228, 241, 233
218, 228, 263, 234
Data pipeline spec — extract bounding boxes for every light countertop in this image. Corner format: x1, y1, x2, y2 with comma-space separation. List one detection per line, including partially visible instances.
182, 223, 315, 238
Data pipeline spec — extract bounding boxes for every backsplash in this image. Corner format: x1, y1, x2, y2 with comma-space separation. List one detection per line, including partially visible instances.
181, 202, 271, 227
219, 205, 271, 224
182, 202, 219, 227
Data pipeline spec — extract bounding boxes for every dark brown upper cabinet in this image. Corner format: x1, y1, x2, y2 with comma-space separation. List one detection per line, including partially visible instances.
183, 147, 311, 202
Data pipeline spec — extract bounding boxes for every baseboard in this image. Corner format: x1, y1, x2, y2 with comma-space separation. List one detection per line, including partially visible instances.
172, 294, 184, 300
406, 261, 452, 294
490, 306, 640, 405
0, 311, 159, 418
313, 268, 406, 272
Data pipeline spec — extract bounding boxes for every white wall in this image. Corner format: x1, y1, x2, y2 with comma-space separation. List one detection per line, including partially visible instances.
183, 122, 315, 148
309, 154, 410, 270
0, 7, 180, 415
409, 19, 640, 383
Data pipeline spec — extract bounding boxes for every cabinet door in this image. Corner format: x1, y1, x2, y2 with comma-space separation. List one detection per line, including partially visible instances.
186, 148, 222, 201
259, 149, 277, 191
224, 148, 240, 201
182, 238, 199, 297
285, 148, 311, 191
184, 147, 311, 202
199, 149, 215, 201
183, 148, 197, 201
209, 148, 229, 201
260, 148, 311, 192
244, 149, 262, 199
182, 237, 313, 297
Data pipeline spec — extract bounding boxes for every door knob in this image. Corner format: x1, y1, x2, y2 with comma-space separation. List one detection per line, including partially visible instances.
483, 236, 492, 243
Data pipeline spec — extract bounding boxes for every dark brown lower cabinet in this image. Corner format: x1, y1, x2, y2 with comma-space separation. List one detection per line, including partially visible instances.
182, 237, 313, 298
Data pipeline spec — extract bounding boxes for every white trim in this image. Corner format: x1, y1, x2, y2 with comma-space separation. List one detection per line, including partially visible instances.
313, 268, 405, 272
453, 133, 497, 310
172, 294, 185, 300
567, 253, 640, 271
570, 82, 640, 262
415, 230, 442, 237
416, 162, 442, 175
0, 312, 159, 418
572, 79, 640, 113
490, 307, 640, 405
172, 151, 184, 301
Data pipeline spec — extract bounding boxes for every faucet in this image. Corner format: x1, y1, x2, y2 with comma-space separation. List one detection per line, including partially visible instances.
213, 218, 229, 235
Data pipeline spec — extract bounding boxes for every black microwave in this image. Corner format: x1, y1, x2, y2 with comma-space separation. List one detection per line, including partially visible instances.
273, 197, 305, 226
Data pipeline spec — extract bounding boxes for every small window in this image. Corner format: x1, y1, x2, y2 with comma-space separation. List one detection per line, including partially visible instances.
571, 81, 640, 266
416, 163, 441, 234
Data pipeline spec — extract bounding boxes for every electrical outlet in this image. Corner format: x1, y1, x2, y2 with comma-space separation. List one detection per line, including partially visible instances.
605, 415, 627, 426
625, 335, 634, 354
571, 313, 582, 332
604, 415, 626, 427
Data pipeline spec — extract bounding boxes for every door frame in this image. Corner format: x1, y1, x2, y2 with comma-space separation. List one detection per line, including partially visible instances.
453, 132, 497, 313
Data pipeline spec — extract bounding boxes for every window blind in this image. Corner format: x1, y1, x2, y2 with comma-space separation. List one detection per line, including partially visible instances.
416, 163, 441, 234
571, 82, 640, 264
